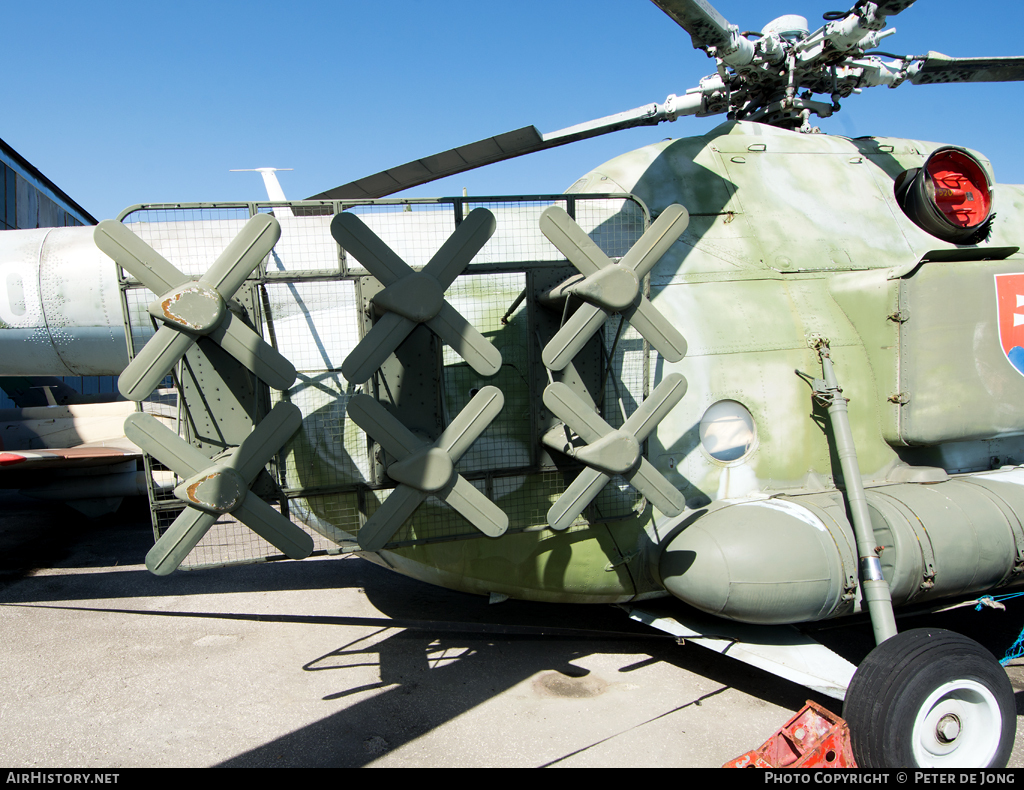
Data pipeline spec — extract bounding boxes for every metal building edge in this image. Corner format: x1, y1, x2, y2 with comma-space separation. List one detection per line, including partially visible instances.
0, 135, 97, 227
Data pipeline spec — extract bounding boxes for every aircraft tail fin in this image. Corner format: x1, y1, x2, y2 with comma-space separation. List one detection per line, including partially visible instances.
230, 168, 294, 216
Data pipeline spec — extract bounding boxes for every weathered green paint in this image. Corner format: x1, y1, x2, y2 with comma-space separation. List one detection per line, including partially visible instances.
90, 120, 1024, 617
382, 518, 640, 603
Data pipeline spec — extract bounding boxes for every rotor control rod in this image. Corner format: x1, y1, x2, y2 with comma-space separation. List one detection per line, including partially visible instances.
813, 342, 898, 645
540, 93, 704, 147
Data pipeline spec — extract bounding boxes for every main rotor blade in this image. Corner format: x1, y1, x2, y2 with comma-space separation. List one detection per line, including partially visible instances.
651, 0, 733, 50
910, 53, 1024, 84
311, 127, 544, 201
309, 100, 692, 201
875, 0, 917, 16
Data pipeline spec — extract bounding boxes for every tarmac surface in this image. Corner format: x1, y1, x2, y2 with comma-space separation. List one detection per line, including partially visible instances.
3, 490, 1024, 768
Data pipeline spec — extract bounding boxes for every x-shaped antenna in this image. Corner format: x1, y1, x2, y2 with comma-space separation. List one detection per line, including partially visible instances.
95, 214, 296, 401
543, 374, 687, 531
124, 403, 313, 575
331, 208, 502, 385
347, 387, 508, 551
540, 204, 689, 371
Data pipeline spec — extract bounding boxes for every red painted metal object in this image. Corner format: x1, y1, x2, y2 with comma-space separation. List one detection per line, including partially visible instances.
722, 700, 857, 768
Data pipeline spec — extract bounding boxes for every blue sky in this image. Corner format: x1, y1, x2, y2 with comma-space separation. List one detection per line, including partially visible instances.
4, 0, 1023, 220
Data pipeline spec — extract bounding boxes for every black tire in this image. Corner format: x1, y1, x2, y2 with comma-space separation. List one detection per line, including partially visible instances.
843, 628, 1016, 768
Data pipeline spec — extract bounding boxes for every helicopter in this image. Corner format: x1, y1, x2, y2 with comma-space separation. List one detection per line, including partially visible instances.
2, 0, 1024, 769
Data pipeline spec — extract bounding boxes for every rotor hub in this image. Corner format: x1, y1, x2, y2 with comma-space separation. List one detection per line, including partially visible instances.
761, 14, 808, 41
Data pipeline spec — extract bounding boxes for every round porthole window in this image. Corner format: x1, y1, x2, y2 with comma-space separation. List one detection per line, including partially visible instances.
699, 401, 756, 462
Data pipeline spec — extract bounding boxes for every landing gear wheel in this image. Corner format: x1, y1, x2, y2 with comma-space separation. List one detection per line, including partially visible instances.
843, 628, 1015, 768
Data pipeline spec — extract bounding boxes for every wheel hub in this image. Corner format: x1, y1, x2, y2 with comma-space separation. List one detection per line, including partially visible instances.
935, 713, 961, 744
912, 680, 1000, 766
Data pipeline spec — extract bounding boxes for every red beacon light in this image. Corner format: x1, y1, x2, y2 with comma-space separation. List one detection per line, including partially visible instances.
895, 146, 994, 244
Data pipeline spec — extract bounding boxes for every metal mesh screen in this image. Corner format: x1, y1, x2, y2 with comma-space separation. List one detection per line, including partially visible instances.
122, 207, 253, 277
119, 195, 652, 568
151, 503, 334, 571
257, 207, 340, 275
442, 272, 531, 474
343, 203, 457, 272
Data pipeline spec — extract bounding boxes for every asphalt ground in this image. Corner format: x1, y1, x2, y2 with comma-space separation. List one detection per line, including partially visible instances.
3, 490, 1024, 769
